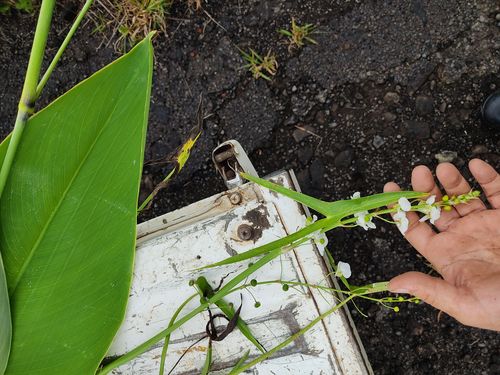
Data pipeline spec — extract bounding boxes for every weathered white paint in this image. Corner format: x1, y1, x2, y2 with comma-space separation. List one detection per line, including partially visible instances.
106, 171, 372, 374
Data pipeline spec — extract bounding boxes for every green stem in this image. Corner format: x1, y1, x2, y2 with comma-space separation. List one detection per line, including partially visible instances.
35, 0, 94, 98
158, 293, 198, 375
229, 294, 356, 374
0, 0, 55, 198
137, 168, 175, 213
97, 249, 283, 375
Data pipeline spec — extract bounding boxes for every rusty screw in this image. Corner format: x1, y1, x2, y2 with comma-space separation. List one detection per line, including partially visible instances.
229, 192, 242, 205
237, 224, 254, 241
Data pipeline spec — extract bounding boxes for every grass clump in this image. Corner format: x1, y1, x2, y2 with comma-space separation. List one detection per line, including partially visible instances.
278, 18, 317, 51
0, 0, 33, 14
93, 0, 171, 50
241, 49, 278, 81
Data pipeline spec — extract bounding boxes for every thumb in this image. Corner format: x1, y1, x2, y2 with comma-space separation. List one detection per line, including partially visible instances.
389, 271, 463, 320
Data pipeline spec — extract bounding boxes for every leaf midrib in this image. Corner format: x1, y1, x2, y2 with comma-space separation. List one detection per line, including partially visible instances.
9, 75, 137, 296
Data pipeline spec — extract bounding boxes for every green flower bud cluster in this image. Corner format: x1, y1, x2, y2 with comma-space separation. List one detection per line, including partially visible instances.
441, 190, 481, 211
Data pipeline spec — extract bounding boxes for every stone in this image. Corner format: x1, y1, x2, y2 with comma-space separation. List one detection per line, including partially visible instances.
291, 95, 314, 117
435, 151, 458, 163
415, 95, 434, 115
315, 110, 327, 125
292, 125, 314, 143
284, 115, 298, 126
334, 148, 354, 168
471, 144, 488, 155
373, 135, 385, 148
404, 120, 430, 139
297, 146, 313, 165
383, 112, 397, 122
383, 91, 400, 105
315, 89, 328, 103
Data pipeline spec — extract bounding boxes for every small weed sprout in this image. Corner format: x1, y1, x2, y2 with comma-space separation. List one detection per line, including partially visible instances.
278, 18, 317, 51
241, 49, 278, 81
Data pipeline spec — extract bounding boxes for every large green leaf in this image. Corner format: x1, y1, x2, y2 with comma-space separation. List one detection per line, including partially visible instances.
0, 253, 10, 375
0, 36, 153, 374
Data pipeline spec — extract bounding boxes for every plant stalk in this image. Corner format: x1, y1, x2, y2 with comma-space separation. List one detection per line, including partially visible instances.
0, 0, 55, 198
36, 0, 94, 98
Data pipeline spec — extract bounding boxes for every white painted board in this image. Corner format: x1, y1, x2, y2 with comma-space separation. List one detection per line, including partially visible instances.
106, 171, 372, 374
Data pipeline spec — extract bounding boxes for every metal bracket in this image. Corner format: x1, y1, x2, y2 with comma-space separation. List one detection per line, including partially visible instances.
212, 140, 259, 189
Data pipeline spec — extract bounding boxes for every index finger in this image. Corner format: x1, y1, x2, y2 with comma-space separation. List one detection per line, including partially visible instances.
384, 182, 436, 257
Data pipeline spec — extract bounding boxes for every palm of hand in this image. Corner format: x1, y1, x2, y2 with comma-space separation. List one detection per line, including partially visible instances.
429, 209, 500, 329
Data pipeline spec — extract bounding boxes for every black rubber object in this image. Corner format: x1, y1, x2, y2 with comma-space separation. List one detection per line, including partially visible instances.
481, 90, 500, 130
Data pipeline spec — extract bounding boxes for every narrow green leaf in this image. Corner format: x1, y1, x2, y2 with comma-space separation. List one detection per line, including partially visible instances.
158, 293, 198, 375
241, 172, 328, 214
229, 350, 250, 374
0, 254, 10, 375
0, 36, 153, 374
200, 341, 212, 375
324, 191, 426, 218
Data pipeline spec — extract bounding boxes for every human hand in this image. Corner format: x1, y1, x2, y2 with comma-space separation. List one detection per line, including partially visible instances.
384, 159, 500, 331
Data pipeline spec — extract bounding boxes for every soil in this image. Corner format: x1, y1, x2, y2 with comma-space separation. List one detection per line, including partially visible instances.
1, 0, 500, 374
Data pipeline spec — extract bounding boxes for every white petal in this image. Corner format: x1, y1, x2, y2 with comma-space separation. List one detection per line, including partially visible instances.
398, 197, 412, 212
337, 261, 352, 279
419, 215, 429, 222
426, 195, 436, 205
354, 210, 368, 218
351, 192, 361, 199
398, 217, 409, 234
393, 210, 405, 221
429, 207, 441, 224
394, 210, 409, 234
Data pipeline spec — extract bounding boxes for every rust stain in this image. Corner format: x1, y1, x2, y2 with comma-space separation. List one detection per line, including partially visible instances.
174, 345, 208, 354
242, 205, 271, 242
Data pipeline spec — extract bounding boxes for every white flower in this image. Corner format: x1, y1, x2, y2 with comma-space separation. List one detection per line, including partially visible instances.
354, 211, 376, 230
418, 196, 441, 225
311, 230, 328, 256
398, 197, 412, 212
426, 195, 436, 205
336, 261, 352, 279
351, 192, 361, 199
393, 209, 409, 235
420, 206, 441, 224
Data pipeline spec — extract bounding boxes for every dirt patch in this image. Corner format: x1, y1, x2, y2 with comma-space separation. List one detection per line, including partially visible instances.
1, 1, 500, 373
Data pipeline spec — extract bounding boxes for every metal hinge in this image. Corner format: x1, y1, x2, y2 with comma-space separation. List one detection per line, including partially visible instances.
212, 140, 259, 189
